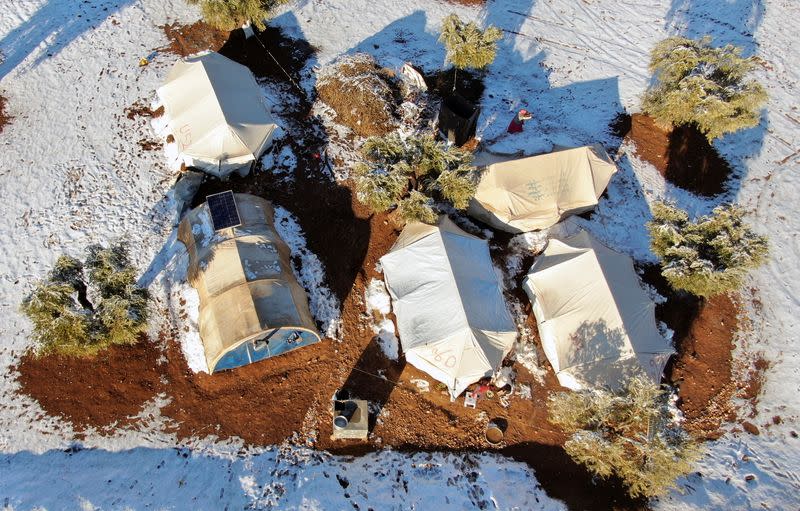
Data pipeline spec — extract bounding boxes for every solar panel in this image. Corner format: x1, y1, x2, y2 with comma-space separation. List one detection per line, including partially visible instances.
206, 191, 241, 231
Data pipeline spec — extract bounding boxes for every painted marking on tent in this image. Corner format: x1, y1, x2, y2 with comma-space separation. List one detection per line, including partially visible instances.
178, 123, 192, 149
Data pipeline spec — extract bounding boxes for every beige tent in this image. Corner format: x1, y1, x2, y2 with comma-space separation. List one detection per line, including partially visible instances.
380, 217, 517, 398
158, 51, 278, 177
523, 231, 674, 391
469, 144, 618, 233
178, 193, 320, 372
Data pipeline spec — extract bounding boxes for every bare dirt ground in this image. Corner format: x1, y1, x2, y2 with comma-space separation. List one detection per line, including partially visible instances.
13, 22, 760, 511
613, 113, 733, 197
15, 337, 164, 434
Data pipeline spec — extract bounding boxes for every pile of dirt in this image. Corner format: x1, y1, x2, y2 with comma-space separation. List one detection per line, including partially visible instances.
640, 265, 739, 439
160, 21, 229, 57
0, 95, 10, 134
614, 113, 732, 196
15, 339, 166, 432
316, 54, 402, 138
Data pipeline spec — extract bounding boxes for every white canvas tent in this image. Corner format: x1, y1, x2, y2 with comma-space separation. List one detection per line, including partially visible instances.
158, 51, 278, 177
178, 193, 320, 372
523, 231, 674, 391
469, 144, 618, 233
380, 217, 517, 398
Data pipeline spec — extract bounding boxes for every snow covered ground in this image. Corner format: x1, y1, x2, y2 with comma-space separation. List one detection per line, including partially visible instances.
1, 0, 798, 508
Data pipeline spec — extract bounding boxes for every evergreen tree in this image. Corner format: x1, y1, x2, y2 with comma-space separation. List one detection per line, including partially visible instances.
647, 202, 768, 297
397, 190, 438, 224
354, 133, 478, 224
642, 36, 767, 141
187, 0, 288, 31
439, 14, 503, 71
549, 377, 701, 499
20, 242, 150, 357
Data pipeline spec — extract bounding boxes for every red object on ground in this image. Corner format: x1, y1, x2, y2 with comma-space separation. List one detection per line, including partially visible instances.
507, 109, 532, 134
474, 384, 491, 398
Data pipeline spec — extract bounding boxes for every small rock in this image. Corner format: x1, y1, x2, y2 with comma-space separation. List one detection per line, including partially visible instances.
790, 431, 798, 438
745, 474, 756, 482
742, 421, 760, 435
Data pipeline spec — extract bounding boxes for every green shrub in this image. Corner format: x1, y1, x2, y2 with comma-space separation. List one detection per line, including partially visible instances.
439, 14, 503, 71
20, 242, 150, 357
397, 190, 438, 224
642, 36, 767, 141
435, 169, 477, 209
647, 202, 768, 297
353, 163, 408, 213
20, 282, 91, 356
354, 133, 478, 224
187, 0, 288, 31
549, 377, 701, 499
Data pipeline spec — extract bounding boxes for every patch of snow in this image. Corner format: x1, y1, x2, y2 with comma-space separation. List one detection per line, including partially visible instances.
515, 383, 533, 401
513, 340, 547, 386
641, 280, 668, 305
375, 320, 399, 361
503, 295, 547, 384
260, 138, 296, 180
365, 278, 391, 315
658, 321, 675, 345
273, 206, 341, 339
492, 366, 515, 389
364, 278, 399, 360
505, 229, 550, 278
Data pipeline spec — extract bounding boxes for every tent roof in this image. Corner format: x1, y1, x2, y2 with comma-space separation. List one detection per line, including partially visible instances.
469, 144, 617, 233
178, 194, 320, 372
523, 231, 674, 390
380, 217, 517, 397
158, 51, 278, 173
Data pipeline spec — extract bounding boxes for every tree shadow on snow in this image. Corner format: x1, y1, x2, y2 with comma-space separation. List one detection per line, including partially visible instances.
0, 0, 135, 81
663, 0, 767, 199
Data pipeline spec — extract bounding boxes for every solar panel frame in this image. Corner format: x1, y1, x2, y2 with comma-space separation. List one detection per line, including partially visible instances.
206, 191, 242, 231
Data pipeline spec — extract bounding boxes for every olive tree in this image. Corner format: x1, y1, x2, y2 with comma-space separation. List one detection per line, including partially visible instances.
21, 243, 150, 357
549, 377, 701, 499
354, 133, 478, 224
642, 36, 767, 141
647, 201, 768, 297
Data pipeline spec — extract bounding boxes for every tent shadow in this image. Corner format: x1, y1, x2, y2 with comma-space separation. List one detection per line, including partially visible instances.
338, 335, 406, 432
637, 264, 703, 384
